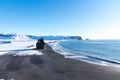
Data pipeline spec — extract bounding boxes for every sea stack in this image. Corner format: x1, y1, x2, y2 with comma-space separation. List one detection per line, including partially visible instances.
77, 36, 82, 40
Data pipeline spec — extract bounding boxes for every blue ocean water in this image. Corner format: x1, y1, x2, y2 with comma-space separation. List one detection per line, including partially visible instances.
57, 40, 120, 66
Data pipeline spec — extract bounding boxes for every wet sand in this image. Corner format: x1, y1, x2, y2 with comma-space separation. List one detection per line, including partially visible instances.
0, 44, 120, 80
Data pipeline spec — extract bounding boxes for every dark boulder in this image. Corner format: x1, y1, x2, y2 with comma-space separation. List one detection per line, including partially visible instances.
36, 38, 45, 49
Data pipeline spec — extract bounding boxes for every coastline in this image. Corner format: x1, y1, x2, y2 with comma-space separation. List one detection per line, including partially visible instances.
0, 44, 120, 80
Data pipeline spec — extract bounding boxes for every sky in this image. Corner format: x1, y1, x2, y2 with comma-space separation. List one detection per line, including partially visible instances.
0, 0, 120, 39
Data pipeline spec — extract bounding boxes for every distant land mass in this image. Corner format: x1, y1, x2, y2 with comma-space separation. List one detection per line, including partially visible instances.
0, 33, 82, 40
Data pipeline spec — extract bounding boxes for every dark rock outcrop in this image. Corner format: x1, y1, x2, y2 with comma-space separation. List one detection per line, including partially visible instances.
77, 36, 82, 40
36, 38, 45, 49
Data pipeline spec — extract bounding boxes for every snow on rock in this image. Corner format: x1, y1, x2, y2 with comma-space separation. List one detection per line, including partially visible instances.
12, 34, 30, 41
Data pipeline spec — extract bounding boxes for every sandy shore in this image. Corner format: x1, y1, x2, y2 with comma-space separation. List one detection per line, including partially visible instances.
0, 44, 120, 80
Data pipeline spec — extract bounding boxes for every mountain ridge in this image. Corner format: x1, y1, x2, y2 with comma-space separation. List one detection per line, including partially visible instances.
0, 33, 82, 40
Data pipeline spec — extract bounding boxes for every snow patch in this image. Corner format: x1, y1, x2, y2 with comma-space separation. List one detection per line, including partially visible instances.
12, 34, 30, 41
8, 50, 43, 56
0, 41, 41, 56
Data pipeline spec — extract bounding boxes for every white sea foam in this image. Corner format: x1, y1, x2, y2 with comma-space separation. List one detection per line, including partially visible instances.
48, 40, 81, 58
48, 40, 72, 56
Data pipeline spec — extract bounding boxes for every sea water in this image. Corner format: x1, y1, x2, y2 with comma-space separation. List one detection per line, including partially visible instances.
52, 40, 120, 67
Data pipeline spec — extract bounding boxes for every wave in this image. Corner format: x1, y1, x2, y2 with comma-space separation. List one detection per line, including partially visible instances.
86, 55, 120, 65
48, 40, 76, 56
48, 41, 120, 67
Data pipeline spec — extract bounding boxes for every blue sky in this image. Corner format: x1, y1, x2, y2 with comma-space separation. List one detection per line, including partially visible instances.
0, 0, 120, 39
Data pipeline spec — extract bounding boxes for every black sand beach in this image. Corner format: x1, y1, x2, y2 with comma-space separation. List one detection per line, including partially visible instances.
0, 44, 120, 80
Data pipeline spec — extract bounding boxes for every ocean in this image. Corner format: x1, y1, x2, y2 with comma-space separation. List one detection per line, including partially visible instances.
52, 40, 120, 67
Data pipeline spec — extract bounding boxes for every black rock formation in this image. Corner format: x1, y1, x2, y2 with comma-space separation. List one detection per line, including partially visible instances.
77, 36, 82, 40
36, 38, 45, 49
